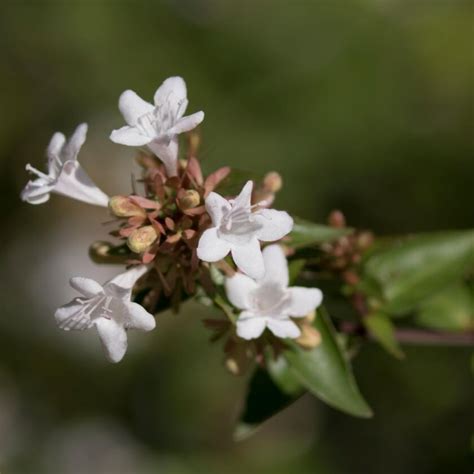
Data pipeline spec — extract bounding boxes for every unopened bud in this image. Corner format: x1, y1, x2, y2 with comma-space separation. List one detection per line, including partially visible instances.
296, 324, 321, 350
357, 231, 374, 251
187, 130, 201, 156
109, 196, 146, 218
178, 189, 201, 210
328, 210, 346, 228
89, 241, 129, 263
263, 171, 283, 193
127, 226, 158, 253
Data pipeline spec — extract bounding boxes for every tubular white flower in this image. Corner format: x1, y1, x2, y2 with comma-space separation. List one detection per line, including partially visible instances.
225, 244, 323, 340
197, 181, 293, 279
110, 76, 205, 177
21, 124, 109, 207
55, 266, 155, 363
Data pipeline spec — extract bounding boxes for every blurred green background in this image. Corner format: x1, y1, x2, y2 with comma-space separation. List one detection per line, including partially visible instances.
0, 1, 472, 473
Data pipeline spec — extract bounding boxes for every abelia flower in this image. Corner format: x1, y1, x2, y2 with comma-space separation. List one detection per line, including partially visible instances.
55, 266, 155, 363
197, 181, 293, 279
225, 244, 323, 340
110, 76, 204, 177
21, 124, 109, 207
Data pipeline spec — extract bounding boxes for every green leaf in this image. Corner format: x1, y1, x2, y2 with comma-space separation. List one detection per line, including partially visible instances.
234, 366, 303, 441
289, 217, 352, 249
362, 230, 474, 315
363, 312, 404, 359
415, 283, 473, 331
284, 308, 373, 418
266, 354, 305, 396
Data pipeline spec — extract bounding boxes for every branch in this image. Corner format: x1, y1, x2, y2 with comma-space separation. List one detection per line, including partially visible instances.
339, 322, 474, 347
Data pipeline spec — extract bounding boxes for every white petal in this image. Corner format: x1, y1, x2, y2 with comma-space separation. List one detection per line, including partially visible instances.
103, 283, 131, 302
55, 299, 94, 331
107, 265, 148, 290
254, 209, 294, 242
110, 126, 153, 146
63, 123, 88, 162
154, 76, 187, 110
261, 244, 289, 286
148, 135, 179, 177
287, 287, 323, 317
233, 180, 253, 210
225, 273, 257, 310
53, 161, 109, 207
21, 179, 53, 205
197, 228, 231, 262
95, 318, 128, 363
236, 313, 267, 340
205, 192, 231, 226
118, 90, 154, 126
70, 277, 103, 298
167, 111, 204, 135
266, 318, 301, 339
231, 238, 265, 280
46, 132, 66, 173
124, 302, 156, 331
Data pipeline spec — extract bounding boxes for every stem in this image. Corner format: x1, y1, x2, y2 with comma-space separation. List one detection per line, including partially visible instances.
340, 321, 474, 347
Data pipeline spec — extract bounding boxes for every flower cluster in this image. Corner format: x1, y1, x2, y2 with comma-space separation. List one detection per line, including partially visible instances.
22, 76, 323, 365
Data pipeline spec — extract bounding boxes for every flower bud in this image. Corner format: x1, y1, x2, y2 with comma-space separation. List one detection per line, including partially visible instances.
328, 210, 346, 228
296, 324, 321, 350
89, 241, 129, 263
263, 171, 283, 193
109, 196, 146, 218
187, 130, 201, 156
356, 231, 374, 251
127, 226, 158, 253
178, 190, 201, 210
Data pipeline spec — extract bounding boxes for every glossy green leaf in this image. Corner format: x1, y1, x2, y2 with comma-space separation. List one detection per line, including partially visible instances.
284, 308, 373, 418
416, 283, 473, 331
364, 312, 404, 359
234, 366, 303, 441
289, 217, 352, 249
267, 354, 305, 396
363, 230, 474, 315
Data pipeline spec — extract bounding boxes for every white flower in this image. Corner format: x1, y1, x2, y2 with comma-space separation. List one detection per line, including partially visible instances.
225, 244, 323, 340
110, 76, 204, 177
55, 266, 155, 363
21, 124, 109, 207
197, 181, 293, 279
